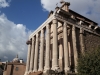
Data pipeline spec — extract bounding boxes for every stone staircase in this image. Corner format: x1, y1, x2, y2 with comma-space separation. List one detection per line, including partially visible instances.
28, 71, 43, 75
44, 70, 76, 75
28, 71, 76, 75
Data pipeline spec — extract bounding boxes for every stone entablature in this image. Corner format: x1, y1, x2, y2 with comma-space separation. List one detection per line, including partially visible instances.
29, 14, 54, 39
30, 7, 100, 39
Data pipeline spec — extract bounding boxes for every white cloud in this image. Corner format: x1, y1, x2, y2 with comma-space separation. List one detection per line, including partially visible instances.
41, 0, 59, 11
4, 56, 8, 59
0, 13, 32, 62
0, 0, 11, 8
41, 0, 100, 25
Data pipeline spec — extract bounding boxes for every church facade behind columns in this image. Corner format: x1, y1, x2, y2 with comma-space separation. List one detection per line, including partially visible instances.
24, 1, 100, 75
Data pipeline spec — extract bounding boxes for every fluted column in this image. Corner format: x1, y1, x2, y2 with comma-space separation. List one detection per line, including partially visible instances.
33, 34, 39, 72
63, 22, 70, 72
72, 25, 78, 73
29, 37, 35, 72
59, 37, 64, 71
52, 18, 59, 70
44, 24, 50, 71
38, 29, 44, 71
24, 40, 31, 75
80, 28, 85, 54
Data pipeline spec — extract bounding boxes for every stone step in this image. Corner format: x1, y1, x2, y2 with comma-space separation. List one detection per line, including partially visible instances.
28, 71, 43, 75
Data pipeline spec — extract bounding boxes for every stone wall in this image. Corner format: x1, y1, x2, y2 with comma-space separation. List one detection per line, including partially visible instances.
84, 31, 100, 51
4, 63, 26, 75
12, 64, 26, 75
75, 28, 81, 57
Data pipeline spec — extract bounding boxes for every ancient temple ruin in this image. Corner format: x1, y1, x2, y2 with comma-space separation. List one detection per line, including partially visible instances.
24, 1, 100, 75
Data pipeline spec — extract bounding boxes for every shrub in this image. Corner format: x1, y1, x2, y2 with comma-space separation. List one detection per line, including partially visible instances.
77, 47, 100, 75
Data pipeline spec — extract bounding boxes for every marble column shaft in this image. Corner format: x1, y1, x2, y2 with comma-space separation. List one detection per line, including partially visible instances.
59, 38, 64, 71
38, 29, 44, 71
80, 28, 85, 54
45, 24, 50, 70
29, 37, 35, 72
52, 18, 59, 70
33, 34, 39, 72
63, 22, 70, 72
72, 25, 78, 73
25, 43, 31, 74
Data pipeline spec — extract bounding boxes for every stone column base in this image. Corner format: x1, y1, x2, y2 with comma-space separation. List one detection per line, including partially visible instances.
24, 72, 28, 75
43, 70, 77, 75
29, 70, 33, 73
43, 70, 64, 75
38, 69, 43, 72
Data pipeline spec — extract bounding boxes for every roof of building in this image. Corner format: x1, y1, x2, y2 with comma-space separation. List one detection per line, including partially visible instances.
48, 1, 98, 26
7, 62, 26, 65
69, 9, 98, 25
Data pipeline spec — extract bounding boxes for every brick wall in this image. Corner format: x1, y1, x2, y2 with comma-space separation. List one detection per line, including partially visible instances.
84, 31, 100, 51
76, 28, 81, 57
12, 64, 26, 75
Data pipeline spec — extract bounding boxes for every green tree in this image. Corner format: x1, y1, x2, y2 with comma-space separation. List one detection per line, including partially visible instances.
77, 47, 100, 75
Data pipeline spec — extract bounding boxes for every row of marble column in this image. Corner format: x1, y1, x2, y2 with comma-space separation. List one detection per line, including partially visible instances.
25, 22, 51, 74
25, 18, 79, 75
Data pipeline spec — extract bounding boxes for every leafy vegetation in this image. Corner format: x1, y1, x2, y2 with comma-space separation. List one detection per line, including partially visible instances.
77, 47, 100, 75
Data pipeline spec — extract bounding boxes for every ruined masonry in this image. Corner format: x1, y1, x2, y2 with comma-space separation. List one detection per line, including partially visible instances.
24, 1, 100, 75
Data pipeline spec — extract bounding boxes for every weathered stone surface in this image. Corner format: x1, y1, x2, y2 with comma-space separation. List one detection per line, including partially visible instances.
25, 1, 100, 75
84, 31, 100, 51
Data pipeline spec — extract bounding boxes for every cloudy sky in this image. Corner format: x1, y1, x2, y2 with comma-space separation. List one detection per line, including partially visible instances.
0, 0, 100, 62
